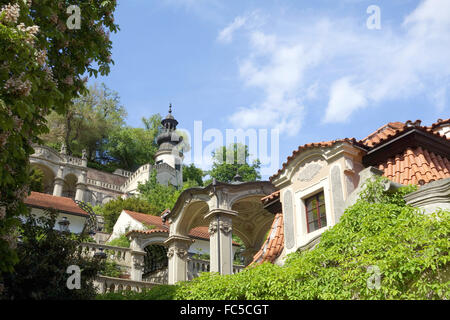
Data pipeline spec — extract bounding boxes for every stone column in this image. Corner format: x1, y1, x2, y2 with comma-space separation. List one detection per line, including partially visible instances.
205, 208, 237, 275
75, 171, 87, 201
164, 235, 193, 284
130, 250, 146, 281
53, 166, 64, 197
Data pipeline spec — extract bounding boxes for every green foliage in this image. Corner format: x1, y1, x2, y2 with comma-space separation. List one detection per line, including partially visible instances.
183, 163, 204, 186
95, 196, 158, 233
29, 166, 43, 192
96, 284, 178, 300
1, 209, 106, 300
107, 234, 130, 248
174, 178, 449, 300
0, 0, 118, 275
207, 143, 261, 183
41, 83, 126, 160
138, 170, 183, 214
104, 115, 161, 171
100, 260, 121, 278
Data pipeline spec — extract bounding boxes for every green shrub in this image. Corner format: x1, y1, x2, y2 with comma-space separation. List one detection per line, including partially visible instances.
99, 260, 122, 278
107, 234, 130, 248
174, 178, 449, 300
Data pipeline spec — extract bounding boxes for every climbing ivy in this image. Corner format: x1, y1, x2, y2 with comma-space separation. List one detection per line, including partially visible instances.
173, 177, 449, 300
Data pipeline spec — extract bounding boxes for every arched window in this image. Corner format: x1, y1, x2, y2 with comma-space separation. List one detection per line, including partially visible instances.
143, 244, 168, 277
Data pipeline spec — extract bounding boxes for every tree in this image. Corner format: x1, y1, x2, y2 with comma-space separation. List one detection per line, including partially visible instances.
1, 209, 105, 300
0, 0, 118, 275
41, 83, 126, 160
207, 143, 261, 183
103, 114, 162, 171
183, 163, 204, 186
29, 167, 43, 193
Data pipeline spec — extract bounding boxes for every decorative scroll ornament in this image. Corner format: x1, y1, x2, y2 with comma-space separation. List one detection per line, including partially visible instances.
297, 163, 323, 182
208, 221, 218, 235
219, 221, 232, 234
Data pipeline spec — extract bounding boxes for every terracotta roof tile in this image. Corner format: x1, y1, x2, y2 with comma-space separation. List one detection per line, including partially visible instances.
123, 210, 169, 229
428, 118, 450, 130
270, 138, 362, 181
250, 213, 284, 265
359, 120, 449, 149
126, 228, 169, 236
261, 190, 280, 203
378, 147, 450, 185
361, 122, 406, 147
24, 192, 88, 216
123, 210, 238, 244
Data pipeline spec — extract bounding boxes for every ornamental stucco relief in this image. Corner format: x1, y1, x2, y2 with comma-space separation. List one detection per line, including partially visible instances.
296, 160, 325, 182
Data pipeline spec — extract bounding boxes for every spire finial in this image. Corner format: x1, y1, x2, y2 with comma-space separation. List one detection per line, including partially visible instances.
169, 103, 172, 114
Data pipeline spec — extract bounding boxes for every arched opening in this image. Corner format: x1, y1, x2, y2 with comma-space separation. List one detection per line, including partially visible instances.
142, 244, 168, 283
63, 174, 77, 199
30, 163, 55, 194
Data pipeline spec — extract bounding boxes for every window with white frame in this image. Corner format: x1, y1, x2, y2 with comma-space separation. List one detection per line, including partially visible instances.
304, 191, 327, 233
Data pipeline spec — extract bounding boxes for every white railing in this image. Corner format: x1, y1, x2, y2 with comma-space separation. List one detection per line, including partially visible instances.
187, 258, 245, 280
94, 275, 158, 293
80, 242, 132, 268
121, 164, 151, 191
86, 178, 122, 191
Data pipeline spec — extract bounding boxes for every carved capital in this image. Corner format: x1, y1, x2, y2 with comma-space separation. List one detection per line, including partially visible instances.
219, 220, 232, 234
167, 247, 175, 258
208, 221, 218, 235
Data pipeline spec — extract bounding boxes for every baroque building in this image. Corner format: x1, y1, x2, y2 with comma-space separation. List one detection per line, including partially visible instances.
29, 106, 184, 206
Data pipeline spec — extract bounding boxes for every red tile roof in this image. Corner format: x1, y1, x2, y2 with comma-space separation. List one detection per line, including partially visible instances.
124, 210, 169, 229
378, 147, 450, 185
428, 118, 450, 130
261, 190, 280, 204
270, 138, 362, 181
360, 121, 406, 147
359, 120, 448, 149
126, 228, 169, 236
259, 118, 450, 267
24, 192, 88, 216
123, 209, 235, 244
250, 213, 284, 265
271, 119, 449, 182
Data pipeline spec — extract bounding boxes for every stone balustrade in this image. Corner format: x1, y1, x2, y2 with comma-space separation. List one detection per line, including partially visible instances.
80, 242, 132, 268
86, 178, 122, 191
187, 257, 244, 280
94, 275, 158, 293
121, 164, 151, 191
64, 154, 84, 166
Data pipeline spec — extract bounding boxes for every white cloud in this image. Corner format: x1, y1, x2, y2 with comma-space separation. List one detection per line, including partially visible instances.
325, 78, 367, 123
217, 16, 247, 43
221, 0, 450, 133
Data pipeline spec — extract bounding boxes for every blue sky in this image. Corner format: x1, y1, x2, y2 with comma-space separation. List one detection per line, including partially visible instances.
94, 0, 449, 179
